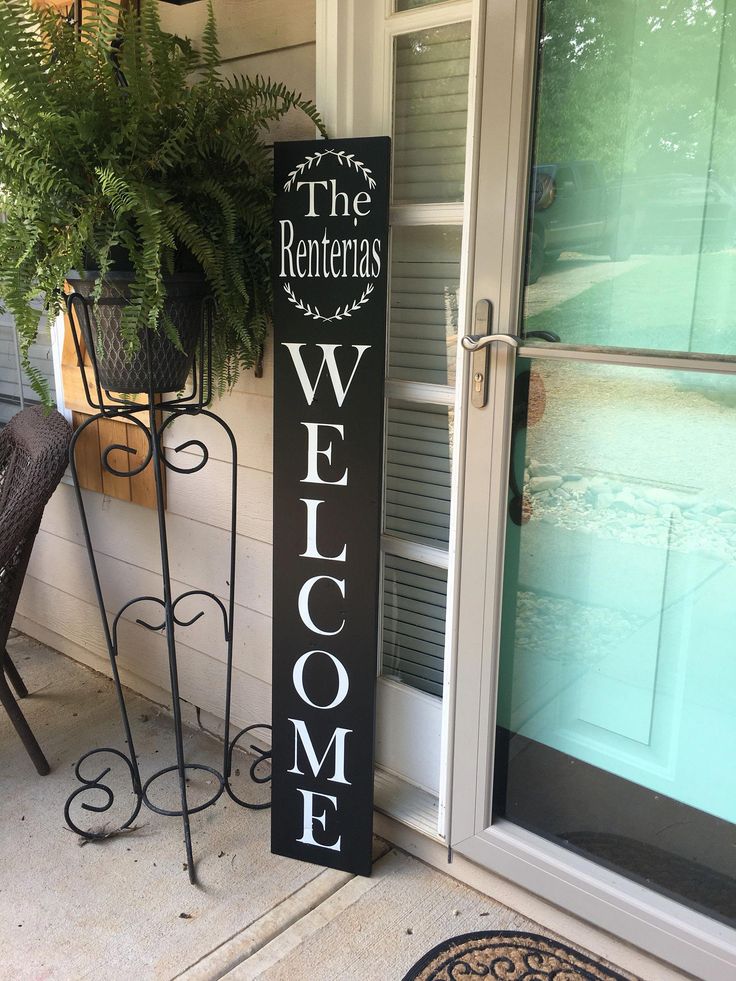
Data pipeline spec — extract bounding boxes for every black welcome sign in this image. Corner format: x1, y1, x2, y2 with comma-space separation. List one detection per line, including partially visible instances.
271, 137, 391, 876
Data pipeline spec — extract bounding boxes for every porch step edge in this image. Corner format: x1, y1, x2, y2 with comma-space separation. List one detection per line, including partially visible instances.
175, 868, 353, 981
176, 839, 392, 981
221, 849, 407, 980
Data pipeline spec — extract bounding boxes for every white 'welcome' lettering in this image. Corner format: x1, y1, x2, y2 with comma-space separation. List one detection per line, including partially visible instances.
288, 719, 352, 785
283, 343, 370, 407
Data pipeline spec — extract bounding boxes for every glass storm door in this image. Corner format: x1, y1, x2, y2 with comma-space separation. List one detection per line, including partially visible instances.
451, 0, 736, 973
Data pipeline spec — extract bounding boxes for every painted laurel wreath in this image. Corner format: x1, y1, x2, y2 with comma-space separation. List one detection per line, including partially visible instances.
283, 148, 377, 193
282, 148, 378, 324
283, 282, 374, 323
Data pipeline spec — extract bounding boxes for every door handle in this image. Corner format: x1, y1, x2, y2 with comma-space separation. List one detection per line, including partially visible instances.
464, 300, 518, 408
461, 333, 520, 352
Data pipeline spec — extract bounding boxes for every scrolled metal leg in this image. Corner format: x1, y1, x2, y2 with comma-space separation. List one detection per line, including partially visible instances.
65, 749, 142, 837
226, 724, 272, 809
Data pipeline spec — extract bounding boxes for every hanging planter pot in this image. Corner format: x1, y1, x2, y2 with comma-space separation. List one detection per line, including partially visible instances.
67, 270, 206, 395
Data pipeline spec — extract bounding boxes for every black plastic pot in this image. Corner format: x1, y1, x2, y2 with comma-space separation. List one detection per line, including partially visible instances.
66, 270, 207, 394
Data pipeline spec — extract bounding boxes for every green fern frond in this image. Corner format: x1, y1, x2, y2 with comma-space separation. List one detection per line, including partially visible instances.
200, 0, 221, 84
0, 0, 328, 403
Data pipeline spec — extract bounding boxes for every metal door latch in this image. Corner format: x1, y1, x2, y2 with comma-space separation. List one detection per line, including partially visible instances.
463, 300, 519, 408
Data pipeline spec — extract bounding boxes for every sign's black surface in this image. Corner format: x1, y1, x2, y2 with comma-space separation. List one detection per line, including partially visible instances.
271, 137, 391, 876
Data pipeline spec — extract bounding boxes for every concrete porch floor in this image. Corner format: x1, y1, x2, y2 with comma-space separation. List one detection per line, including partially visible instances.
0, 633, 680, 980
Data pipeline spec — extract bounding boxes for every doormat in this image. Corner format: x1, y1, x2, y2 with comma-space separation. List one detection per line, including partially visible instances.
402, 931, 631, 981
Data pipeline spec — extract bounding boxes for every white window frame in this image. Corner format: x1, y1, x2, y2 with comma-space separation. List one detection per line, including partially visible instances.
317, 0, 483, 830
51, 312, 71, 423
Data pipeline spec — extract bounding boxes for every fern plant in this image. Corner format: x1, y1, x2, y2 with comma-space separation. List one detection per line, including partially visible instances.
0, 0, 326, 402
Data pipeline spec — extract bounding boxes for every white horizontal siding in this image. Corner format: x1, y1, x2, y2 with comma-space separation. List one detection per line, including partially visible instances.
221, 44, 318, 142
40, 482, 273, 619
159, 0, 315, 64
26, 397, 276, 733
17, 578, 272, 731
25, 524, 272, 685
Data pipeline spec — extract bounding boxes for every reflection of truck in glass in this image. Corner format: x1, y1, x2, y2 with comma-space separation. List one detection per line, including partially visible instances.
527, 160, 631, 284
610, 173, 736, 255
527, 160, 736, 284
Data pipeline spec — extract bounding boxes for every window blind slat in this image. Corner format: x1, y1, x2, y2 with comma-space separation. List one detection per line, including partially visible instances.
391, 164, 468, 188
385, 402, 452, 547
396, 96, 469, 118
383, 654, 443, 684
389, 462, 450, 490
382, 554, 448, 697
386, 489, 451, 513
386, 475, 450, 503
389, 226, 461, 387
394, 181, 466, 201
388, 424, 452, 448
395, 129, 470, 151
393, 23, 471, 203
391, 339, 450, 356
384, 590, 448, 621
394, 145, 467, 167
383, 616, 445, 652
393, 292, 457, 306
383, 650, 443, 682
396, 36, 471, 68
394, 113, 468, 135
386, 503, 450, 527
389, 412, 452, 438
388, 580, 447, 608
396, 73, 470, 98
393, 268, 462, 286
390, 356, 454, 376
385, 515, 449, 541
396, 0, 448, 13
387, 450, 451, 477
395, 59, 471, 85
393, 304, 459, 319
391, 348, 451, 366
387, 552, 448, 585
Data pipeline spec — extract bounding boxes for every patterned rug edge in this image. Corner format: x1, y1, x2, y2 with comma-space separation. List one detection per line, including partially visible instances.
401, 929, 632, 981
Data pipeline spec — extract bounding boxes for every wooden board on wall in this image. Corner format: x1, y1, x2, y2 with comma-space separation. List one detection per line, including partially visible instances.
71, 411, 166, 508
63, 289, 165, 510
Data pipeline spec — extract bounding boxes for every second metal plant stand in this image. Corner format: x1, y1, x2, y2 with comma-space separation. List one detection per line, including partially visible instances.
63, 290, 271, 884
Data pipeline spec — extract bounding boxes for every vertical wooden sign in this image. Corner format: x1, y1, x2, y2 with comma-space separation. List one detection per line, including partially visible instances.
271, 137, 391, 876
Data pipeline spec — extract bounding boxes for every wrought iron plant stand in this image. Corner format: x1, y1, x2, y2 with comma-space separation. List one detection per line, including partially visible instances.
63, 289, 271, 884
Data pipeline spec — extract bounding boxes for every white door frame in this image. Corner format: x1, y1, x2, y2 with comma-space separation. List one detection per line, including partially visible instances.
317, 0, 483, 805
448, 1, 736, 976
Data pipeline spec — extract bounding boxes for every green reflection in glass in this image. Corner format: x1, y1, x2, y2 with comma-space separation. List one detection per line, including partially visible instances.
523, 0, 736, 354
497, 358, 736, 825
